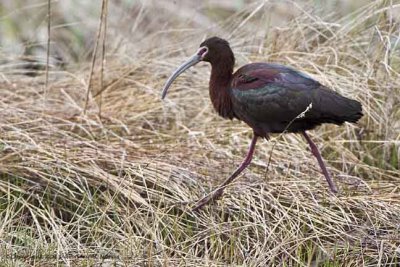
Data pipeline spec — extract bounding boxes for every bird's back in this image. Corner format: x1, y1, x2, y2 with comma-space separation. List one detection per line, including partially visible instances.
230, 63, 362, 136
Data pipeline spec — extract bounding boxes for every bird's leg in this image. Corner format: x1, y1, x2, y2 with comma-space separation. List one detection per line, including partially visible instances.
192, 134, 258, 211
302, 131, 338, 193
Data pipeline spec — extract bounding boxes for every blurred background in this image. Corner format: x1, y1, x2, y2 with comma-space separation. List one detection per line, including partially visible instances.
0, 0, 374, 70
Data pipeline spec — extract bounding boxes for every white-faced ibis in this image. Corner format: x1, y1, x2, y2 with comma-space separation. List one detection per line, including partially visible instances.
161, 37, 362, 211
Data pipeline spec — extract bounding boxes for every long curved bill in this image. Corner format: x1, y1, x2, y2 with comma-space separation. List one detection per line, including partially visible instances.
161, 53, 202, 99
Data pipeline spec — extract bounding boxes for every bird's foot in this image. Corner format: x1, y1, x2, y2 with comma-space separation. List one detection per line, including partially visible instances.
329, 184, 338, 194
191, 187, 224, 212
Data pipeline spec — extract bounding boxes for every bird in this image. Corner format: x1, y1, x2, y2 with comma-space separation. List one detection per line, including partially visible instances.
161, 37, 363, 211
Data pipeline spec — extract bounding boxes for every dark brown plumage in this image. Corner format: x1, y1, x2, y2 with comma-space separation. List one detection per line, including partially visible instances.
161, 37, 363, 211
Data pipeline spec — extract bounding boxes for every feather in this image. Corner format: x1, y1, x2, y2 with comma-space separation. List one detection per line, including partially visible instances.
230, 63, 362, 135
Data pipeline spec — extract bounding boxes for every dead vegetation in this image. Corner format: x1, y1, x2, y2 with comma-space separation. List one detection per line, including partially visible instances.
0, 0, 399, 266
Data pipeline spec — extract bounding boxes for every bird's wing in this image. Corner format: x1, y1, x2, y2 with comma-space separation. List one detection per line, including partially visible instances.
231, 63, 323, 124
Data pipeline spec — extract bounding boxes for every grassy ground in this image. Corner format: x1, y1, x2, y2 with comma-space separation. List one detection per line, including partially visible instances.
0, 0, 399, 266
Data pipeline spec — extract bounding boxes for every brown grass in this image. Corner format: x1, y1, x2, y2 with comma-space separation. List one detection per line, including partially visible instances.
0, 0, 399, 266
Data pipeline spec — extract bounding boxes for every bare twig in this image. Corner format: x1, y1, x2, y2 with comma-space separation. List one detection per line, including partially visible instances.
83, 0, 108, 114
45, 0, 51, 92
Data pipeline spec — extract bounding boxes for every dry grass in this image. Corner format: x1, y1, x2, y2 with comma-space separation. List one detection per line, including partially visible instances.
0, 0, 400, 266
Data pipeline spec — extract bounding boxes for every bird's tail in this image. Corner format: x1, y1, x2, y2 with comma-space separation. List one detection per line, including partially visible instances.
314, 86, 363, 125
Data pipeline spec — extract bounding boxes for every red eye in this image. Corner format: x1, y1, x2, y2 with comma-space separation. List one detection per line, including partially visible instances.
197, 47, 208, 56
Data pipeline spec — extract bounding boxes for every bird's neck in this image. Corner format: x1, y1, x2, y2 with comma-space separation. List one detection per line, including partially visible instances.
209, 62, 234, 119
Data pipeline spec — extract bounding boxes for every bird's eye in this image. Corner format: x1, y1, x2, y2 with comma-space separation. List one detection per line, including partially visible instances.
197, 47, 208, 58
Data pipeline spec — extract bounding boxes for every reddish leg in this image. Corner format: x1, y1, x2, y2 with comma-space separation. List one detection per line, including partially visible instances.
192, 134, 258, 211
302, 131, 338, 193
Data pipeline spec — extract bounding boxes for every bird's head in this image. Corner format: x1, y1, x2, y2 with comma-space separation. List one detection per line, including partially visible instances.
161, 36, 233, 99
